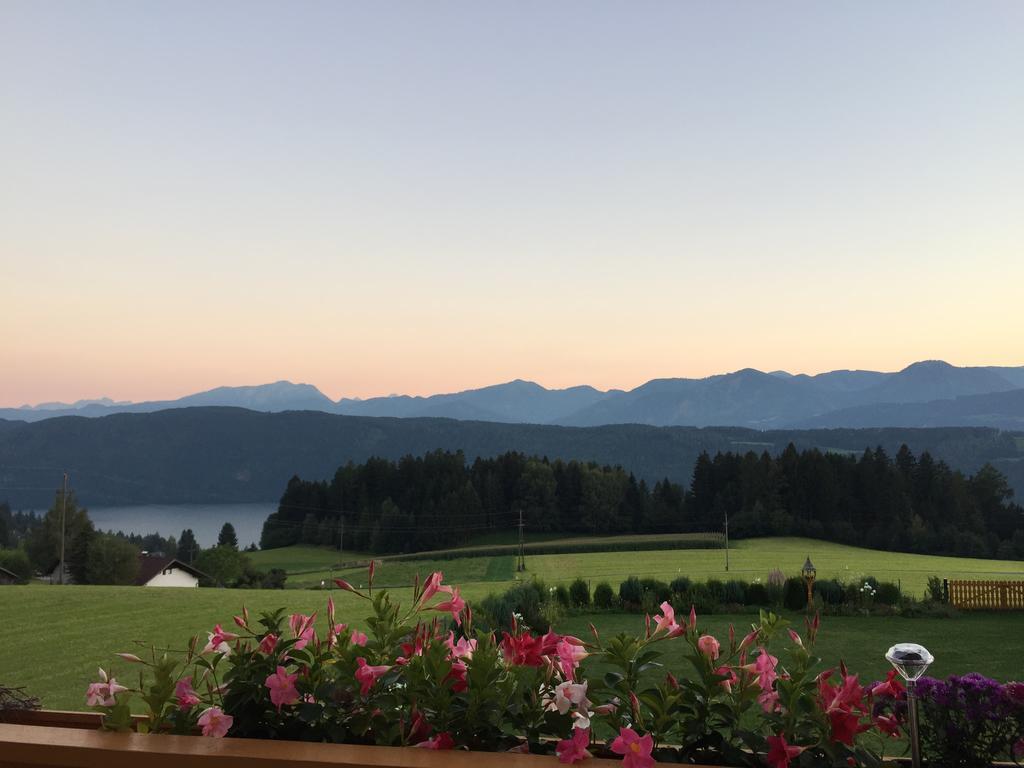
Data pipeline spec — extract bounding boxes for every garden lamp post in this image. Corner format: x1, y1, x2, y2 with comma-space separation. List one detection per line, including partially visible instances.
801, 556, 816, 609
885, 643, 934, 768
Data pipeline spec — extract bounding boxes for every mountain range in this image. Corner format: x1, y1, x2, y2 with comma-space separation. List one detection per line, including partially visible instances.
4, 360, 1024, 430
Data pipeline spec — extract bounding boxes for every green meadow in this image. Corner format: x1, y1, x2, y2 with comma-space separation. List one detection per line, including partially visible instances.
2, 536, 1022, 710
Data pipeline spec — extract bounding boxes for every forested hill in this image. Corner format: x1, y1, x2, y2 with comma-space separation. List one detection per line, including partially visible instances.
264, 446, 1024, 559
0, 407, 1021, 508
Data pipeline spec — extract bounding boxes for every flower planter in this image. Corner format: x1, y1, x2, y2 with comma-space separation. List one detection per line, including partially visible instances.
0, 710, 647, 768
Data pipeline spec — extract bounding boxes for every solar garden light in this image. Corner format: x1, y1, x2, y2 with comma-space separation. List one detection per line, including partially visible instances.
885, 643, 934, 768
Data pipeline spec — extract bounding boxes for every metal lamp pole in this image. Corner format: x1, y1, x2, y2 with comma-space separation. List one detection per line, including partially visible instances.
885, 643, 934, 768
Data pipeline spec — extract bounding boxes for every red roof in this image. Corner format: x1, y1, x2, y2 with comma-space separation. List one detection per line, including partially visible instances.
134, 555, 207, 586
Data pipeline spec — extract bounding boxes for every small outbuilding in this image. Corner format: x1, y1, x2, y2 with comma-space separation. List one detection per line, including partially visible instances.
0, 566, 20, 585
135, 555, 206, 588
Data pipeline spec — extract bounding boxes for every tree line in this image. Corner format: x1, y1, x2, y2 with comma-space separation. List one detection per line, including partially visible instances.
261, 446, 1024, 559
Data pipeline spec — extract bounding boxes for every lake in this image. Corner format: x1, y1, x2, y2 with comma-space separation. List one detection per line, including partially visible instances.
87, 503, 277, 550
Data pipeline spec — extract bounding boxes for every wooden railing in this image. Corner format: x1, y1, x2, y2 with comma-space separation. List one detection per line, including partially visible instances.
948, 579, 1024, 611
0, 711, 648, 768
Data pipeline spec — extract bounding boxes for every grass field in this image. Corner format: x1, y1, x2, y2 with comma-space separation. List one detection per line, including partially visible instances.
2, 582, 1022, 712
2, 536, 1022, 711
286, 537, 1024, 595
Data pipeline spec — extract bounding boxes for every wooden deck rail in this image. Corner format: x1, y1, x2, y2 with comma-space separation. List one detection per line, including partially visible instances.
948, 579, 1024, 611
1, 723, 636, 768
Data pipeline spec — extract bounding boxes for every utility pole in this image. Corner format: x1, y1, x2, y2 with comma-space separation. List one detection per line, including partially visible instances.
724, 508, 730, 573
59, 472, 68, 585
516, 509, 526, 572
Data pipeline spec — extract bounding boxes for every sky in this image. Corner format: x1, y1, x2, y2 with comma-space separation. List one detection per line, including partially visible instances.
2, 2, 1023, 406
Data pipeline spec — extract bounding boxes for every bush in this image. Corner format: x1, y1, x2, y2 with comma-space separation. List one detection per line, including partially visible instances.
0, 548, 31, 581
593, 581, 616, 609
746, 581, 769, 605
639, 578, 671, 605
685, 583, 717, 615
669, 576, 692, 595
553, 584, 571, 608
723, 580, 747, 604
619, 577, 643, 608
813, 578, 844, 605
926, 575, 946, 603
874, 581, 901, 606
783, 576, 808, 611
568, 578, 590, 608
705, 579, 726, 604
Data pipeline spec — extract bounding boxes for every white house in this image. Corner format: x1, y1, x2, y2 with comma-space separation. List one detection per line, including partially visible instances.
135, 555, 206, 587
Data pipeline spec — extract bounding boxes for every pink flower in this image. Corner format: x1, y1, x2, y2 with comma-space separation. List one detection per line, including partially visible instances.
355, 657, 391, 695
289, 613, 316, 650
871, 669, 905, 699
766, 734, 804, 768
350, 629, 368, 646
328, 623, 348, 648
445, 631, 477, 660
259, 633, 278, 655
433, 587, 465, 626
715, 666, 739, 693
115, 653, 143, 664
197, 706, 233, 738
202, 624, 238, 655
758, 690, 781, 713
556, 727, 591, 764
175, 676, 200, 710
697, 634, 720, 660
264, 666, 300, 711
652, 601, 685, 637
84, 668, 128, 707
689, 604, 697, 631
746, 649, 779, 693
548, 681, 590, 715
557, 639, 589, 679
446, 660, 468, 693
610, 727, 654, 768
874, 714, 901, 738
415, 732, 454, 750
418, 571, 447, 605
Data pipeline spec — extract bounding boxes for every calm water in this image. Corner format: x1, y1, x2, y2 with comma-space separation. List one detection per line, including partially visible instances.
87, 503, 276, 550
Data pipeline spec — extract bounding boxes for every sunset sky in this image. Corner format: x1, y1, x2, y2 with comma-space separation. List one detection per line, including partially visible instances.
2, 2, 1023, 406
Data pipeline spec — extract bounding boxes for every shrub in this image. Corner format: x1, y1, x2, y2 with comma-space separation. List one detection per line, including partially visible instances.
639, 578, 671, 605
723, 580, 747, 605
568, 578, 590, 608
783, 576, 808, 611
926, 575, 946, 603
766, 568, 786, 605
619, 577, 643, 608
874, 581, 901, 606
685, 583, 717, 615
0, 548, 31, 581
705, 579, 726, 604
593, 581, 616, 609
669, 576, 692, 595
813, 578, 844, 605
746, 581, 769, 605
553, 584, 571, 608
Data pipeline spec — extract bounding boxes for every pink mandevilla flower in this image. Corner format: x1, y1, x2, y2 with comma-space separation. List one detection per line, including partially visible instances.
264, 666, 300, 710
557, 639, 589, 679
697, 634, 721, 660
652, 601, 685, 637
175, 676, 200, 710
350, 629, 368, 646
355, 657, 391, 695
766, 734, 804, 768
445, 631, 477, 660
85, 668, 128, 707
202, 624, 237, 655
556, 726, 591, 764
433, 587, 465, 626
415, 732, 455, 750
288, 613, 316, 650
549, 681, 590, 715
610, 727, 655, 768
259, 633, 278, 655
197, 706, 233, 738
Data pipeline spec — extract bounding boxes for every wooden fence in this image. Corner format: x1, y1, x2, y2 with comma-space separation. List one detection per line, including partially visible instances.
948, 579, 1024, 611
